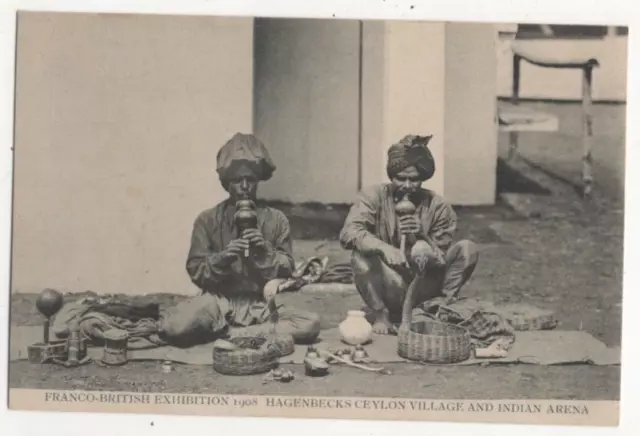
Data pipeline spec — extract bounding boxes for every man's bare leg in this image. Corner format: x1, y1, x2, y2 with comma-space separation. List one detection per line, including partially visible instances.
370, 308, 396, 334
352, 251, 407, 335
441, 240, 479, 300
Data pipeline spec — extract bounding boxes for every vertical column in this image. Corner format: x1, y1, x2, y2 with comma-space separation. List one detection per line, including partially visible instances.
361, 21, 446, 194
443, 23, 498, 205
254, 18, 360, 204
361, 21, 498, 205
360, 21, 386, 189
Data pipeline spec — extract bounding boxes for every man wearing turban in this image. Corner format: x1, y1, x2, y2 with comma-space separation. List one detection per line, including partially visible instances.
339, 134, 479, 335
159, 133, 321, 346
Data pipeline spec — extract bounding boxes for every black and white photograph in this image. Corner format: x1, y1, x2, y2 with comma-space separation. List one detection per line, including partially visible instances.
3, 5, 631, 428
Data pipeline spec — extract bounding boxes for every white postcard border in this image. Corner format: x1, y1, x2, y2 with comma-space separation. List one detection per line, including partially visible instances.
1, 1, 638, 436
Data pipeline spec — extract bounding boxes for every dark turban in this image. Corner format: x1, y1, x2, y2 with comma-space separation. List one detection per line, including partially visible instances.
216, 133, 276, 186
386, 134, 435, 181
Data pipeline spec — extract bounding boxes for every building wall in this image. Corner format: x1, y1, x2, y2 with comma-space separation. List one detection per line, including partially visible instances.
255, 20, 453, 203
444, 23, 498, 205
12, 13, 254, 295
253, 18, 361, 204
361, 21, 497, 204
360, 21, 386, 191
378, 21, 447, 197
12, 14, 501, 297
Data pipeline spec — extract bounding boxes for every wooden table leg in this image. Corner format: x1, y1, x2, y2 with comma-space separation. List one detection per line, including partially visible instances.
508, 54, 522, 161
581, 65, 594, 198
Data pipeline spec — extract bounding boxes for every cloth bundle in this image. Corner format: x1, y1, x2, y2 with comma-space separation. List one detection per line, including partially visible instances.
421, 298, 559, 350
274, 256, 354, 293
52, 295, 165, 349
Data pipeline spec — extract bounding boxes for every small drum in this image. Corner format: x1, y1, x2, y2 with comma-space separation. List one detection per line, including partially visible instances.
101, 329, 129, 366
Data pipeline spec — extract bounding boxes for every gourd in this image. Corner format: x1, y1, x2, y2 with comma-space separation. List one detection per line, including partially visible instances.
395, 193, 416, 254
234, 199, 257, 257
35, 288, 64, 344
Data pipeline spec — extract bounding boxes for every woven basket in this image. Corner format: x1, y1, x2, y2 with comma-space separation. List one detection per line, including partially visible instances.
502, 306, 558, 331
212, 332, 295, 376
397, 274, 471, 364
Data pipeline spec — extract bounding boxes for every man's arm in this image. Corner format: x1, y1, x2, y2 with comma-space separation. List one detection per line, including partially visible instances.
340, 186, 392, 255
422, 199, 457, 259
247, 210, 295, 282
185, 214, 236, 291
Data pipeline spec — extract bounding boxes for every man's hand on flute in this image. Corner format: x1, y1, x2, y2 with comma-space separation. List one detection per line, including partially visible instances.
398, 215, 420, 236
380, 245, 407, 267
222, 238, 249, 260
242, 229, 266, 251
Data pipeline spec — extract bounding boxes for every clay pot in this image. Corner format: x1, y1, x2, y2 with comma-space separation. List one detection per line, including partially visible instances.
339, 310, 373, 346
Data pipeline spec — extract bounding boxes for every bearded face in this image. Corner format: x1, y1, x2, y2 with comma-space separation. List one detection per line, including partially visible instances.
390, 165, 423, 200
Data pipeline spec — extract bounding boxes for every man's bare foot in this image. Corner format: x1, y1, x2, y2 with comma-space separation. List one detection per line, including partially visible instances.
371, 311, 395, 335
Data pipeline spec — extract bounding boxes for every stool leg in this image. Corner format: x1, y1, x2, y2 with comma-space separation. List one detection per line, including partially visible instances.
508, 54, 522, 161
581, 65, 594, 198
508, 132, 518, 161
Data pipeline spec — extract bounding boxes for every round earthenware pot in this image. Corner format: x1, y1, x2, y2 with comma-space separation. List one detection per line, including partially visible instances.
339, 310, 373, 346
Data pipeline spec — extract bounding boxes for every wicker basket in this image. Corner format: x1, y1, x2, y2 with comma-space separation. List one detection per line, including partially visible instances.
503, 306, 558, 331
397, 275, 471, 364
509, 313, 557, 331
212, 331, 295, 376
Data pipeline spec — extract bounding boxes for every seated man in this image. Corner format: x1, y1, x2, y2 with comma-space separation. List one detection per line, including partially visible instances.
339, 134, 479, 335
159, 133, 321, 347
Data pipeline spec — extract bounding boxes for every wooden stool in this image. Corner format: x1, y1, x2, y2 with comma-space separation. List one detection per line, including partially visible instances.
499, 40, 599, 198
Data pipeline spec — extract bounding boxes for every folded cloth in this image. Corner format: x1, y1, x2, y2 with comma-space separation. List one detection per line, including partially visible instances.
89, 300, 159, 321
426, 298, 559, 331
276, 257, 329, 292
318, 263, 354, 284
52, 297, 163, 348
422, 302, 516, 350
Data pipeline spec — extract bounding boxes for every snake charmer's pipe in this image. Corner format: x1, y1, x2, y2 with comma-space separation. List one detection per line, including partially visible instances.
35, 289, 64, 345
234, 199, 258, 258
395, 193, 416, 255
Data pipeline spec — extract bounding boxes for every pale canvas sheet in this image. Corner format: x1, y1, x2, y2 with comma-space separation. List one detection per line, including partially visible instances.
9, 325, 620, 366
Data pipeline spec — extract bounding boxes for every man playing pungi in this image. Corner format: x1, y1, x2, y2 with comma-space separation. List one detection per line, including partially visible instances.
340, 134, 479, 335
159, 133, 321, 346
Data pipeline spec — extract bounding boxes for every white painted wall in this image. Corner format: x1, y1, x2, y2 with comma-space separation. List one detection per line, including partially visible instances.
12, 13, 254, 295
360, 21, 385, 191
362, 21, 498, 205
11, 16, 519, 298
378, 21, 447, 197
253, 18, 360, 204
444, 23, 498, 205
